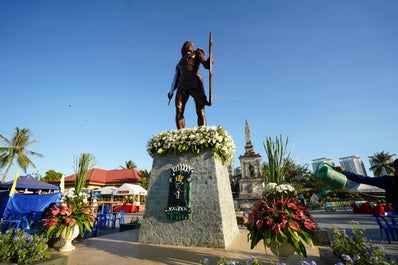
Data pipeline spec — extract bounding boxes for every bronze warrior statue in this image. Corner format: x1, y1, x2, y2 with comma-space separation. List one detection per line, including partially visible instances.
168, 40, 212, 129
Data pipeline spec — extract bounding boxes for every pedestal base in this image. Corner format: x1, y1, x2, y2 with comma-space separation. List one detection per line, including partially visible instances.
138, 150, 239, 248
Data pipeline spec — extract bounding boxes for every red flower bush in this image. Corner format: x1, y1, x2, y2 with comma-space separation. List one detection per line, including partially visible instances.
247, 197, 317, 258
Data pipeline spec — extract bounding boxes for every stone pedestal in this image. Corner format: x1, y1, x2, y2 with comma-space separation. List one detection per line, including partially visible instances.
138, 150, 239, 248
237, 178, 263, 211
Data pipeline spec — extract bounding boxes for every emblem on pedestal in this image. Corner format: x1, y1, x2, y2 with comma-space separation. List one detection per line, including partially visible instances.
165, 164, 193, 220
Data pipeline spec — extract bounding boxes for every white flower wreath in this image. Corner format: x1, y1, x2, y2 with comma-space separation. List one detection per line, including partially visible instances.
147, 126, 236, 165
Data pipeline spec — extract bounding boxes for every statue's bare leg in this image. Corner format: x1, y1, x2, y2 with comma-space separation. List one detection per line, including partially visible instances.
176, 92, 188, 129
195, 101, 206, 127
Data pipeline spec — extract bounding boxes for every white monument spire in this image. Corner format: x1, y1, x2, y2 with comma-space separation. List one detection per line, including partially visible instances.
244, 119, 255, 155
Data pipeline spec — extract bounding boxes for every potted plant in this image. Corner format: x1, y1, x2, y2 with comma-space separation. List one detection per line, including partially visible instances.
43, 153, 96, 251
246, 190, 317, 258
247, 136, 317, 259
43, 193, 96, 247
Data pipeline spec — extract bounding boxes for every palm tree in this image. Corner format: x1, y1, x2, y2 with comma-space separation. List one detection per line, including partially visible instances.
0, 127, 44, 183
119, 160, 137, 169
139, 169, 151, 190
369, 151, 396, 176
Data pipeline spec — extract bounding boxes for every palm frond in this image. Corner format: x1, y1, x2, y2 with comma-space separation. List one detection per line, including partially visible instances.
74, 153, 96, 195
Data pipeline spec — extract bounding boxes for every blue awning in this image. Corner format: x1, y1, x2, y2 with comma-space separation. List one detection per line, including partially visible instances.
0, 174, 59, 191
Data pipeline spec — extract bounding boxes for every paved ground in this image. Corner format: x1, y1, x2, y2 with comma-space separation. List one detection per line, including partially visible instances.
61, 211, 398, 265
65, 227, 325, 265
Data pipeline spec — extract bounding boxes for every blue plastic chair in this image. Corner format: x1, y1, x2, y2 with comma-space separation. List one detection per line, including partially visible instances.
20, 216, 38, 234
30, 211, 43, 225
373, 214, 395, 243
1, 219, 22, 233
105, 212, 114, 228
118, 210, 125, 225
91, 214, 106, 237
386, 212, 398, 240
112, 210, 125, 228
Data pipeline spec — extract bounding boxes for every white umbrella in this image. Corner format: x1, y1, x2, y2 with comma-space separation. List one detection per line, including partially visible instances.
94, 186, 118, 195
115, 183, 147, 196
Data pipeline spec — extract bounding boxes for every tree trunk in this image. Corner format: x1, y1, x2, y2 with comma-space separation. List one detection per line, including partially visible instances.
1, 162, 13, 183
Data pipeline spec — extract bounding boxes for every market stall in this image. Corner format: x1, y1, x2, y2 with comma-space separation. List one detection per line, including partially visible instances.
113, 184, 147, 212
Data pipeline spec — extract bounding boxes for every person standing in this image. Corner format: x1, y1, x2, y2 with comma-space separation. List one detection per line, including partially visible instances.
168, 41, 212, 129
334, 158, 398, 212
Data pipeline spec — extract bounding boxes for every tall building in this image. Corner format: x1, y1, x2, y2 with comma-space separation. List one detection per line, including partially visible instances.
339, 156, 367, 176
311, 157, 334, 172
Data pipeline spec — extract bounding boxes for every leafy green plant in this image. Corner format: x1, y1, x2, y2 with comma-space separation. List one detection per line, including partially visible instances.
147, 126, 236, 165
130, 216, 142, 225
74, 153, 96, 195
331, 221, 397, 265
263, 135, 292, 185
0, 229, 50, 264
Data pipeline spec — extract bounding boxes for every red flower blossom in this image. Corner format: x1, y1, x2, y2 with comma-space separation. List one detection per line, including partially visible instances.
51, 208, 60, 216
43, 218, 57, 227
304, 219, 316, 230
287, 201, 298, 210
272, 223, 281, 235
292, 213, 303, 220
296, 209, 305, 217
281, 218, 287, 228
256, 219, 264, 229
68, 219, 76, 226
59, 206, 69, 215
289, 221, 301, 232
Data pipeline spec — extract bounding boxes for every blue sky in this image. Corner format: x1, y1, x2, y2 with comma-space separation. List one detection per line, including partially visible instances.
1, 0, 397, 181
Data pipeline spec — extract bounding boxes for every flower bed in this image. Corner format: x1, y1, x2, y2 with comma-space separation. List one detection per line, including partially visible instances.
0, 229, 50, 264
331, 221, 397, 265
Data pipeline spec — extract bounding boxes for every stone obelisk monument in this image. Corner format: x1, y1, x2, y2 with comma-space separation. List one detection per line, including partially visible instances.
237, 120, 263, 211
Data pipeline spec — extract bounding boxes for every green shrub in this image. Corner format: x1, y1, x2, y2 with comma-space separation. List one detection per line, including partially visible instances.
331, 221, 397, 265
0, 229, 50, 264
130, 216, 142, 225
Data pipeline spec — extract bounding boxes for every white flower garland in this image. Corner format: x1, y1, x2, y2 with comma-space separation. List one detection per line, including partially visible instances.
147, 126, 236, 165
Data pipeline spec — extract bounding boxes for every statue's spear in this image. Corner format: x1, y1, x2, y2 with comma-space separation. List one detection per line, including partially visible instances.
208, 32, 213, 106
